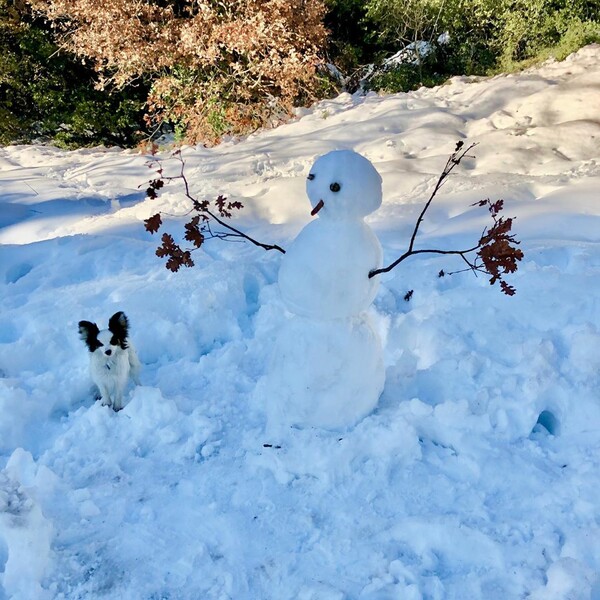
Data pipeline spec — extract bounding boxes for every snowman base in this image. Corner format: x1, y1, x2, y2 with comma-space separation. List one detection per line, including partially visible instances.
257, 313, 385, 434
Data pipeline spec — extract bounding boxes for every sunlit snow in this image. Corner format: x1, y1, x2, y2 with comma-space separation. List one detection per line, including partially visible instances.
1, 45, 600, 599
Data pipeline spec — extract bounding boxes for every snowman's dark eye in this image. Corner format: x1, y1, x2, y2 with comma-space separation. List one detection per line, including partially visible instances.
307, 173, 315, 181
330, 182, 341, 192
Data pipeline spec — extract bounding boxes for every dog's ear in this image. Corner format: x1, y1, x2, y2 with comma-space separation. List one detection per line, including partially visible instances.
78, 321, 101, 352
108, 312, 129, 348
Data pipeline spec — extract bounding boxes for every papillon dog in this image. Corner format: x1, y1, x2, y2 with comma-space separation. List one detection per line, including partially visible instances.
78, 311, 141, 411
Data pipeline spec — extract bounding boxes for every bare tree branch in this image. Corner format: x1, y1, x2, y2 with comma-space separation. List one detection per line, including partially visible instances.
369, 142, 523, 295
171, 151, 286, 254
369, 141, 477, 278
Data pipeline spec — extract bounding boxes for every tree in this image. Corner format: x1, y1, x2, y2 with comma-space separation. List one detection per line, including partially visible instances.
0, 0, 146, 147
30, 0, 329, 144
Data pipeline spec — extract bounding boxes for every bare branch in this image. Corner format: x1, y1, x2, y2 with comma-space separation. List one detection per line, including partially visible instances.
369, 142, 523, 295
203, 207, 286, 253
369, 141, 477, 278
143, 151, 285, 271
407, 141, 476, 255
171, 152, 286, 254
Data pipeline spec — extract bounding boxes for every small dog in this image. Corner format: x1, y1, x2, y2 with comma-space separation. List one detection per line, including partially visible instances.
78, 311, 141, 411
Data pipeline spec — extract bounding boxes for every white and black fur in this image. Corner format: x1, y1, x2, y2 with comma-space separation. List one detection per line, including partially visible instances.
78, 311, 141, 411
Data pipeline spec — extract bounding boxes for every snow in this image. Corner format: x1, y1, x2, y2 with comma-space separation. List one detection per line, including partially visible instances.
278, 218, 382, 318
255, 312, 385, 432
381, 34, 451, 72
305, 150, 382, 220
1, 44, 600, 598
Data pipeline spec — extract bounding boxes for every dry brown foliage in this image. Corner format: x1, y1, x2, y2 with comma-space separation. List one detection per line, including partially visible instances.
143, 150, 285, 271
30, 0, 328, 144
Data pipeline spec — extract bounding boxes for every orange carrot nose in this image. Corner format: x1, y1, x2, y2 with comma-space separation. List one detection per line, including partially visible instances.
311, 199, 324, 216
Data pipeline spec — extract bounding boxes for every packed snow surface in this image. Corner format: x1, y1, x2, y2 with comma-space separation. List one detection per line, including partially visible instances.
1, 45, 600, 599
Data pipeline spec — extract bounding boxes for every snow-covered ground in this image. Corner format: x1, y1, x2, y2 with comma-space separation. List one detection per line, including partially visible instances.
1, 45, 600, 599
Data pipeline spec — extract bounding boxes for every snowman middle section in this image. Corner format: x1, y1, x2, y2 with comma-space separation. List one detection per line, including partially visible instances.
278, 217, 382, 320
266, 217, 385, 431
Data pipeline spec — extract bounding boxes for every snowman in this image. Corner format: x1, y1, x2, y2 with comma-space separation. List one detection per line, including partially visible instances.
257, 150, 385, 432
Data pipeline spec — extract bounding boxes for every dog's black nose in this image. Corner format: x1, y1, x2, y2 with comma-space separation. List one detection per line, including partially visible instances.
105, 349, 112, 356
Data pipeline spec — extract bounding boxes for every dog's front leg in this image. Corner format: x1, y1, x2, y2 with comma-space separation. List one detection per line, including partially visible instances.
97, 384, 112, 408
112, 390, 123, 412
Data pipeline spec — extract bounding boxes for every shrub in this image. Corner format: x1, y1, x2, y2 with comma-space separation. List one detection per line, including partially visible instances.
358, 0, 501, 93
495, 0, 600, 67
30, 0, 328, 145
552, 18, 600, 60
365, 55, 447, 93
323, 0, 380, 73
365, 0, 446, 48
362, 0, 600, 92
0, 0, 146, 147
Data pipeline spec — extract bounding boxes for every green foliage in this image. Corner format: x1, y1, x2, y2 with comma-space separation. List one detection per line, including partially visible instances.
495, 1, 600, 68
433, 0, 502, 74
365, 57, 447, 93
324, 0, 380, 71
357, 0, 600, 93
364, 0, 446, 46
0, 0, 147, 148
204, 103, 230, 141
553, 18, 600, 60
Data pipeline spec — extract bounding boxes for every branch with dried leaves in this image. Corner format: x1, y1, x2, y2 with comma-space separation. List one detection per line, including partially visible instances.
143, 150, 285, 272
369, 141, 524, 295
144, 141, 522, 295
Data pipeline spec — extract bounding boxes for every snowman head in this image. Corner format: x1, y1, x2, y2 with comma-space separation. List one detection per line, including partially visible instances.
306, 150, 382, 220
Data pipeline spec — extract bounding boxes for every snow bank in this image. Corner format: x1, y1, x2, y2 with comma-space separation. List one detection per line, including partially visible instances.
0, 45, 599, 598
